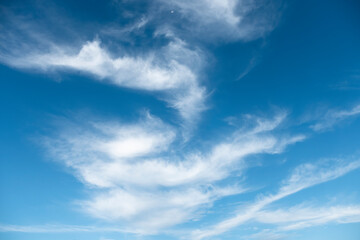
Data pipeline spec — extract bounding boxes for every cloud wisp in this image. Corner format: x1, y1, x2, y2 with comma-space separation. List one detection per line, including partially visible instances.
2, 155, 359, 238
257, 204, 360, 231
156, 0, 282, 42
310, 104, 360, 131
192, 159, 360, 240
2, 1, 359, 240
245, 204, 360, 239
0, 0, 284, 132
1, 38, 206, 127
42, 111, 303, 233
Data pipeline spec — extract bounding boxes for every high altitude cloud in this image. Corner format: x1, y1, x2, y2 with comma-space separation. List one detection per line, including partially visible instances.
2, 153, 359, 238
1, 38, 206, 125
2, 1, 359, 240
245, 204, 360, 239
192, 159, 360, 240
310, 104, 360, 131
156, 0, 281, 41
0, 0, 281, 128
44, 112, 303, 233
257, 205, 360, 231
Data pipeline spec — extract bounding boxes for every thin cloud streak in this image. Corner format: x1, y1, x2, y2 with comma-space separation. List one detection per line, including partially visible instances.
156, 0, 281, 42
192, 159, 360, 240
273, 205, 360, 231
310, 104, 360, 131
246, 205, 360, 239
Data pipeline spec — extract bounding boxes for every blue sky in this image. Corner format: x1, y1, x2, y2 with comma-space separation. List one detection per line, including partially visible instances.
1, 0, 360, 239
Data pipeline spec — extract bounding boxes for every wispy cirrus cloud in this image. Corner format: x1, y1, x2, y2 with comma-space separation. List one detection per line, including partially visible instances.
2, 155, 359, 238
257, 204, 360, 231
192, 159, 360, 240
246, 204, 360, 239
1, 37, 206, 126
156, 0, 282, 42
310, 104, 360, 131
0, 0, 283, 130
3, 2, 358, 240
42, 111, 303, 233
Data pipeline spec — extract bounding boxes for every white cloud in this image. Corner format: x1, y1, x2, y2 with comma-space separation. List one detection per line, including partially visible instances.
3, 2, 356, 240
94, 119, 175, 159
47, 112, 301, 189
43, 111, 302, 233
245, 204, 360, 239
12, 40, 192, 91
310, 104, 360, 131
191, 159, 360, 240
1, 38, 206, 126
81, 187, 239, 233
166, 0, 240, 26
157, 0, 280, 41
278, 159, 360, 194
0, 0, 282, 128
256, 205, 360, 231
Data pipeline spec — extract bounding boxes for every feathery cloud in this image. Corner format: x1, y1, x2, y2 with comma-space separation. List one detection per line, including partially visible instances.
1, 38, 206, 126
156, 0, 281, 42
43, 111, 302, 233
192, 159, 360, 239
310, 104, 360, 131
257, 205, 360, 231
